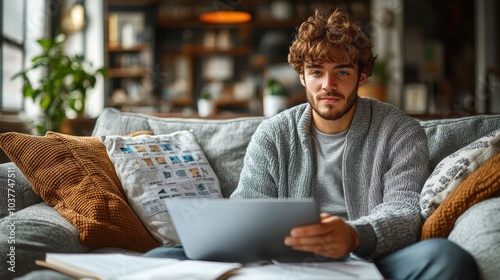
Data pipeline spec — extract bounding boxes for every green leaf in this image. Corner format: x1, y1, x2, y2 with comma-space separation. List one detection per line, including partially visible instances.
11, 70, 26, 80
22, 84, 34, 98
97, 68, 107, 77
31, 54, 48, 63
89, 76, 96, 87
31, 89, 42, 99
39, 96, 52, 110
37, 39, 52, 50
265, 78, 287, 96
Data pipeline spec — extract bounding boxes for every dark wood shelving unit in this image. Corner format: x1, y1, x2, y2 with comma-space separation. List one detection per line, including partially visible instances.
179, 45, 251, 56
106, 43, 150, 52
106, 68, 149, 78
105, 0, 371, 114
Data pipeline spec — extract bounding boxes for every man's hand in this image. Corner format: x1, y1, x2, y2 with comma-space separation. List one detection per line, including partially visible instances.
284, 213, 360, 258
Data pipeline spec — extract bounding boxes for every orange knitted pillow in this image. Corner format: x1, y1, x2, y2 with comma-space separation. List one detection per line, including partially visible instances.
421, 152, 500, 239
0, 132, 159, 252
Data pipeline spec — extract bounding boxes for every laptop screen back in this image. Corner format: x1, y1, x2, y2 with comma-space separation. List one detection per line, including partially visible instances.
166, 198, 321, 263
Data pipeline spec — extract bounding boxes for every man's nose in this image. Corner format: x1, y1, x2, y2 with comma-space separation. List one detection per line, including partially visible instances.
323, 73, 338, 91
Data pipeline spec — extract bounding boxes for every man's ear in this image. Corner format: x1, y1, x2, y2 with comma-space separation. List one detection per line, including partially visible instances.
358, 71, 368, 87
300, 74, 306, 86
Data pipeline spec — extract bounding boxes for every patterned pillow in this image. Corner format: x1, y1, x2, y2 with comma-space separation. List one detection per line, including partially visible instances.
420, 129, 500, 219
0, 132, 159, 252
102, 130, 222, 245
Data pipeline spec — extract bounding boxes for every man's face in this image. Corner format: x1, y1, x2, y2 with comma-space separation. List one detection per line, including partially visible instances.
300, 62, 367, 121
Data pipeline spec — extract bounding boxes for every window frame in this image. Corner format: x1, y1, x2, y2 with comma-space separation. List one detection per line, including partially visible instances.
0, 0, 27, 110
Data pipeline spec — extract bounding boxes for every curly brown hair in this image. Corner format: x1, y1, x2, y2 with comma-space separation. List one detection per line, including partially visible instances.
288, 7, 375, 77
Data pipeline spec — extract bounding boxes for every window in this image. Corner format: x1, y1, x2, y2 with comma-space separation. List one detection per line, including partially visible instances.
1, 0, 46, 111
1, 0, 24, 110
1, 42, 24, 110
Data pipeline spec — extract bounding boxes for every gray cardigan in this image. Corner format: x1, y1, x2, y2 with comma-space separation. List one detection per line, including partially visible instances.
231, 98, 430, 260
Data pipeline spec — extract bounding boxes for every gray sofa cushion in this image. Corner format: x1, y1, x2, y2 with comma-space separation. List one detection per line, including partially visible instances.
419, 115, 500, 170
449, 196, 500, 280
92, 108, 266, 198
0, 162, 42, 219
0, 203, 89, 280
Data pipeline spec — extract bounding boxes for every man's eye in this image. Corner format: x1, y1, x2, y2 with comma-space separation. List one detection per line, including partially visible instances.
338, 71, 349, 76
311, 71, 321, 76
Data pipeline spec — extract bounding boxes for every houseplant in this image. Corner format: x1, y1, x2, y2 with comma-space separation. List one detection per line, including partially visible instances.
12, 34, 106, 135
358, 57, 390, 102
263, 77, 288, 117
197, 87, 213, 117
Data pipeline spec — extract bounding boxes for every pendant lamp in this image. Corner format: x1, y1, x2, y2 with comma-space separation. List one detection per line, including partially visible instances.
199, 1, 251, 24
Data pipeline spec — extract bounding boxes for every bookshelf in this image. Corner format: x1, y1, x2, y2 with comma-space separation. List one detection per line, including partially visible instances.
105, 0, 371, 114
105, 4, 156, 112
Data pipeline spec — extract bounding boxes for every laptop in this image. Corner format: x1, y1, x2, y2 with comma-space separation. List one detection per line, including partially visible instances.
166, 198, 321, 263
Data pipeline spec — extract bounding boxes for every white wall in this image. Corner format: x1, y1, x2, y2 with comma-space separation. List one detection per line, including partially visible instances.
64, 0, 105, 118
83, 0, 105, 118
23, 0, 48, 117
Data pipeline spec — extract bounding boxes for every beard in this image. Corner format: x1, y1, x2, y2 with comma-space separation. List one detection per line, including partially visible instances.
307, 83, 359, 121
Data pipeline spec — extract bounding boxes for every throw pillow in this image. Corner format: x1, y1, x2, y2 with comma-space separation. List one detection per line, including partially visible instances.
421, 152, 500, 239
0, 132, 159, 252
102, 130, 222, 245
420, 129, 500, 219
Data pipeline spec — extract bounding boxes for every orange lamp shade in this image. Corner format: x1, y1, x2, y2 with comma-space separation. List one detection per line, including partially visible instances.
199, 11, 252, 24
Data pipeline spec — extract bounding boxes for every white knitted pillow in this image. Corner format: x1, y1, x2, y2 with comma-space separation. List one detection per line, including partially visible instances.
420, 129, 500, 219
102, 131, 222, 245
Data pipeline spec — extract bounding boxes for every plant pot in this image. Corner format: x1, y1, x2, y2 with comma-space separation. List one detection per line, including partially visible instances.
197, 99, 213, 117
263, 95, 288, 117
358, 83, 387, 102
60, 116, 97, 136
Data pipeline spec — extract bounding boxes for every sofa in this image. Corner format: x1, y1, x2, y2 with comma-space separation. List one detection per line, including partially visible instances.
0, 106, 499, 280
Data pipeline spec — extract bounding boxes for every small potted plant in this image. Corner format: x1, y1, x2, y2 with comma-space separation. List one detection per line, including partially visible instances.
197, 88, 213, 117
358, 57, 389, 102
12, 34, 106, 135
263, 77, 288, 117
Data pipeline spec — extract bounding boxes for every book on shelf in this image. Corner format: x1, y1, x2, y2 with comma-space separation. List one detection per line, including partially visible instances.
108, 13, 118, 47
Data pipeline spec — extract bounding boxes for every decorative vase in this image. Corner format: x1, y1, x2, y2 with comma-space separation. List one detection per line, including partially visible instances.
263, 95, 288, 117
197, 99, 213, 117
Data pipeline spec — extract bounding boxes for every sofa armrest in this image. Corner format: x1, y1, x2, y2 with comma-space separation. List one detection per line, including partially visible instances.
0, 202, 90, 279
0, 162, 42, 218
449, 196, 500, 280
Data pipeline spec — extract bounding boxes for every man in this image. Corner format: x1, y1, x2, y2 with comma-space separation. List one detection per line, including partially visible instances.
230, 7, 478, 280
